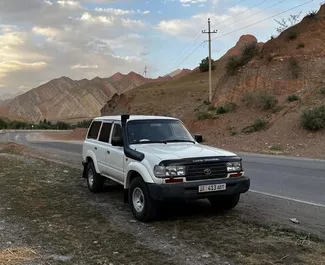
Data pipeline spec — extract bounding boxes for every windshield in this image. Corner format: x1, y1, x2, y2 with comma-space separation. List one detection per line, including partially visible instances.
126, 119, 195, 144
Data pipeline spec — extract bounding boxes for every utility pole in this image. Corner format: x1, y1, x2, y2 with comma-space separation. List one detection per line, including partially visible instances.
143, 66, 147, 78
202, 18, 217, 103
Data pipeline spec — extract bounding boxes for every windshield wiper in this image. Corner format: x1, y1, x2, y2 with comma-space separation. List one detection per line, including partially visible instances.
163, 139, 196, 144
132, 140, 167, 144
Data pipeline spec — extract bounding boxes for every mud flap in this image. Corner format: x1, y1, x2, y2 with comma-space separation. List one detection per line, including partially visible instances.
124, 189, 129, 203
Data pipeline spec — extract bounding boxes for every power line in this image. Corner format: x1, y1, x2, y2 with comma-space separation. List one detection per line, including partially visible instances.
167, 41, 206, 73
210, 0, 271, 28
212, 0, 314, 41
219, 0, 289, 30
170, 0, 252, 66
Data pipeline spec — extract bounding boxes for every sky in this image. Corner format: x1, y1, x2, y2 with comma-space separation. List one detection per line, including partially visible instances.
0, 0, 323, 98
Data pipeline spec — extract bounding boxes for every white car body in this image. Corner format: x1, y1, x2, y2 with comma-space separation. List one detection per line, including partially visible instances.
82, 115, 250, 221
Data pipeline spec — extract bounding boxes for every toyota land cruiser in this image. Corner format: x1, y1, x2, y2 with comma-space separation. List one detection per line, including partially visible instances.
82, 115, 250, 221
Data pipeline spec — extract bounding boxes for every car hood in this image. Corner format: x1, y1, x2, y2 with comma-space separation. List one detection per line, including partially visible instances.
130, 143, 238, 161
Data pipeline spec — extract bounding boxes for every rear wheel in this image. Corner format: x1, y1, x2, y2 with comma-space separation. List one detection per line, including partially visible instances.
208, 194, 240, 211
86, 161, 105, 193
129, 176, 158, 222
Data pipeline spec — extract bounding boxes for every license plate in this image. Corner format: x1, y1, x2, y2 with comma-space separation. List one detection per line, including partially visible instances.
198, 183, 226, 193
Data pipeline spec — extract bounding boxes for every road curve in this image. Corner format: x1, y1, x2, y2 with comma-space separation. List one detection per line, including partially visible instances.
1, 131, 325, 207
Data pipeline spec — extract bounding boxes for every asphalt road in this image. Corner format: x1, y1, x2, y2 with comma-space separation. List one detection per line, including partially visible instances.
1, 131, 325, 238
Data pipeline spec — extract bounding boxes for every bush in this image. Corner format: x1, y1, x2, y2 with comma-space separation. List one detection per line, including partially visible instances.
287, 30, 298, 40
215, 102, 237, 115
199, 57, 216, 72
196, 111, 215, 120
288, 57, 300, 78
242, 92, 278, 110
301, 106, 325, 131
296, 43, 305, 49
270, 145, 282, 151
305, 10, 318, 19
242, 118, 268, 134
320, 88, 325, 95
226, 43, 259, 74
287, 94, 299, 102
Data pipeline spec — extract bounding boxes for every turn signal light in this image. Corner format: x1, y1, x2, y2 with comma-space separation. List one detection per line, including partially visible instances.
230, 172, 243, 178
165, 178, 184, 184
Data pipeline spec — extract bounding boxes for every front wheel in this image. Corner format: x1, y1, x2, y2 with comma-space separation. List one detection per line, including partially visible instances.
128, 176, 158, 222
208, 194, 240, 211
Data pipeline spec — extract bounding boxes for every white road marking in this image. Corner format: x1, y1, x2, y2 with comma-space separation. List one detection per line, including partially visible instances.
249, 189, 325, 208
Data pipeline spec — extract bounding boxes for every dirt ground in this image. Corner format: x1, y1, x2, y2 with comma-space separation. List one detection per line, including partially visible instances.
1, 143, 325, 265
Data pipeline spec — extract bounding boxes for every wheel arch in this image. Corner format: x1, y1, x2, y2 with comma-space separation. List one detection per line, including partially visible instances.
124, 163, 155, 189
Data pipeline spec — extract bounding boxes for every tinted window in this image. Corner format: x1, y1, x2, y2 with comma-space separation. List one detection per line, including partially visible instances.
126, 119, 194, 144
87, 121, 102, 139
98, 122, 112, 143
112, 124, 123, 139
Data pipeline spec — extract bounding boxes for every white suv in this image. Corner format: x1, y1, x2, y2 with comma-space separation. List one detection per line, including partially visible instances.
82, 115, 250, 221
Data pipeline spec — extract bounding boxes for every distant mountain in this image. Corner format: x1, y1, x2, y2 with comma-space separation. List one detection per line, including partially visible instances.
164, 68, 192, 78
1, 69, 193, 122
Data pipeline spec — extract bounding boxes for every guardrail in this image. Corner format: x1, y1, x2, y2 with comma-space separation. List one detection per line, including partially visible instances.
0, 129, 73, 133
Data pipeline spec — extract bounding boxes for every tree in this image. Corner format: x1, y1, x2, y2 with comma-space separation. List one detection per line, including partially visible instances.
274, 12, 302, 34
199, 57, 216, 73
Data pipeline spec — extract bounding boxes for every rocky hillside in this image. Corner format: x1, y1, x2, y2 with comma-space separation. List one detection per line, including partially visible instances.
101, 5, 325, 159
1, 70, 190, 122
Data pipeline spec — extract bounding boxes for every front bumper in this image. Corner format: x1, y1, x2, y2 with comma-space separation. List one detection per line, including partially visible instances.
147, 177, 250, 201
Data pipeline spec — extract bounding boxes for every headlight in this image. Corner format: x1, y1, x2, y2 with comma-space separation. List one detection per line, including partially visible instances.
154, 165, 186, 178
227, 162, 242, 172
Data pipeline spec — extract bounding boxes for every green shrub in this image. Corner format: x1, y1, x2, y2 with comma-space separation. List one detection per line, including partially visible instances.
287, 94, 299, 102
199, 57, 216, 72
215, 102, 237, 115
296, 43, 305, 49
301, 106, 325, 131
270, 145, 282, 151
287, 30, 298, 40
305, 10, 318, 19
196, 111, 215, 120
226, 43, 259, 74
242, 118, 268, 134
243, 92, 278, 110
320, 88, 325, 95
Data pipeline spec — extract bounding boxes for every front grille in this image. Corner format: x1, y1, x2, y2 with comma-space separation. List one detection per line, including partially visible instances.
186, 162, 227, 181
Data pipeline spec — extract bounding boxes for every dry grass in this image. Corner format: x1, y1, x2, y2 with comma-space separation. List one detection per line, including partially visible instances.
0, 248, 39, 265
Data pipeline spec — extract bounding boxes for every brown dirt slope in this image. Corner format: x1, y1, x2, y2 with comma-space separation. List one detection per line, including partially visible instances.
101, 4, 325, 159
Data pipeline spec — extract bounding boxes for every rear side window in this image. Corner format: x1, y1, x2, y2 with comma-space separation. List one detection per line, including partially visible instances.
87, 121, 102, 139
98, 123, 113, 143
112, 124, 123, 139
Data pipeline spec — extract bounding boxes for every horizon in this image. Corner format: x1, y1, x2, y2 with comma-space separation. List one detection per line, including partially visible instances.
0, 0, 323, 98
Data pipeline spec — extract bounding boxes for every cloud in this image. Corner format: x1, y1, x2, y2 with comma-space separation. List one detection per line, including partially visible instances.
57, 0, 82, 8
0, 0, 152, 96
94, 8, 150, 16
71, 64, 99, 69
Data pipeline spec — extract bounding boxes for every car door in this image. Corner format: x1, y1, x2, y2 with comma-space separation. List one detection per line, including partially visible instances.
96, 121, 113, 176
84, 120, 103, 171
107, 122, 125, 183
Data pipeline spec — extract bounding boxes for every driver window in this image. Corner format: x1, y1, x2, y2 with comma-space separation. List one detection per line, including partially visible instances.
112, 123, 123, 139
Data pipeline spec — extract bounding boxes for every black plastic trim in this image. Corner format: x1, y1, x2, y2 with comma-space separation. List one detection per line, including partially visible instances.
121, 114, 145, 162
158, 156, 242, 166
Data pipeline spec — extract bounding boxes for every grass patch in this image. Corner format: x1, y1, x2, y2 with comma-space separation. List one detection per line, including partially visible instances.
215, 102, 237, 115
287, 30, 298, 40
296, 43, 305, 49
287, 94, 300, 102
301, 105, 325, 131
242, 118, 268, 134
196, 111, 216, 120
270, 145, 282, 151
226, 43, 259, 74
242, 92, 278, 110
0, 248, 39, 265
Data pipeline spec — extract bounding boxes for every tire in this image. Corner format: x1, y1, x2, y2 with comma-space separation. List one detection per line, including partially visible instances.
128, 176, 158, 222
208, 194, 240, 211
86, 161, 105, 193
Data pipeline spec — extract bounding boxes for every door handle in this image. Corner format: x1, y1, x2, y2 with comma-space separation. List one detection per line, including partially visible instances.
107, 150, 110, 154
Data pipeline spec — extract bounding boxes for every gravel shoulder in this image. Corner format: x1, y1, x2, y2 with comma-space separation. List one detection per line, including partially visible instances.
1, 143, 325, 265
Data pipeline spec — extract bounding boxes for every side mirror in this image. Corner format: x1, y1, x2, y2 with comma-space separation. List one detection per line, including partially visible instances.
111, 136, 124, 147
194, 134, 203, 143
